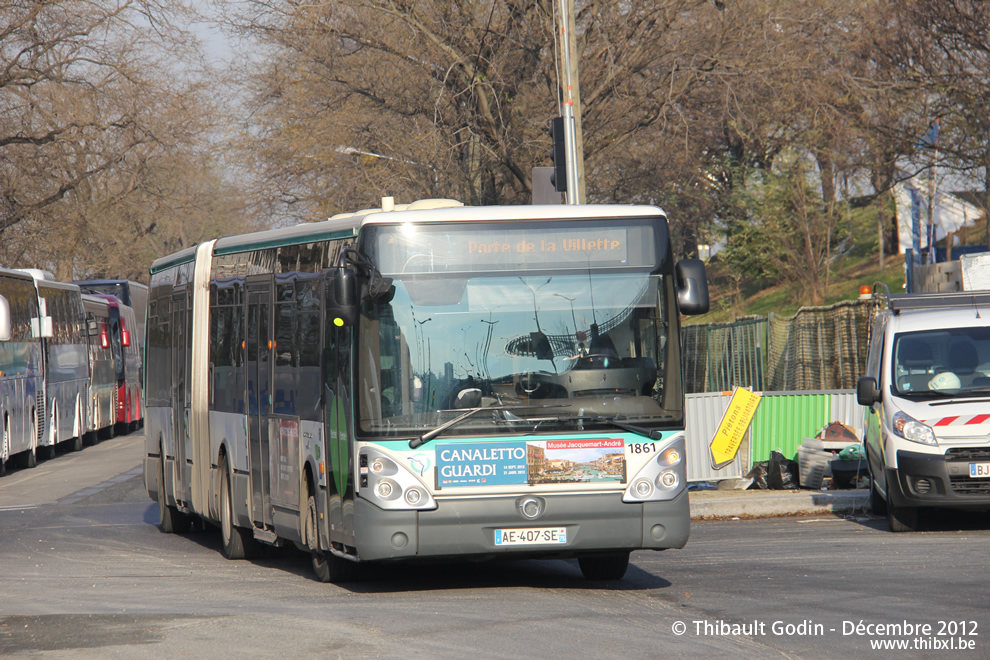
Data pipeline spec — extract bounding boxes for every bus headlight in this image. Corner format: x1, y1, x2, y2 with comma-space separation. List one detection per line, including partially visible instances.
623, 436, 687, 503
358, 448, 437, 511
634, 479, 654, 498
376, 479, 397, 499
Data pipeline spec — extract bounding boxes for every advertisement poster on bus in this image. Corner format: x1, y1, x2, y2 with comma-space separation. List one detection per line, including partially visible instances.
270, 418, 299, 506
435, 438, 626, 487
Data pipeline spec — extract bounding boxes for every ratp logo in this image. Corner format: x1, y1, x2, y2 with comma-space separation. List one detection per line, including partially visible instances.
407, 454, 431, 477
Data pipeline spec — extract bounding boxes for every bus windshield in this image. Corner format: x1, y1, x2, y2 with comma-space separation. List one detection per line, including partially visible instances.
356, 263, 677, 439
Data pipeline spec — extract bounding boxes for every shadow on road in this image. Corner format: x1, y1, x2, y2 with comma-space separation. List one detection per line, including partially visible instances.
147, 510, 675, 593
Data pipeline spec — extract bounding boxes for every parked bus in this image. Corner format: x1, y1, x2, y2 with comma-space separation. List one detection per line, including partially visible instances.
81, 294, 118, 443
97, 295, 143, 434
0, 268, 45, 474
73, 279, 148, 348
22, 271, 89, 456
144, 199, 709, 581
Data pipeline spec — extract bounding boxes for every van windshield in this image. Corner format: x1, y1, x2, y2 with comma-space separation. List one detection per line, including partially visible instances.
892, 328, 990, 397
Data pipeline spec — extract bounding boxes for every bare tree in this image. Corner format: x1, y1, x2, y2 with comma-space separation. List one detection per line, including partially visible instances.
0, 1, 255, 279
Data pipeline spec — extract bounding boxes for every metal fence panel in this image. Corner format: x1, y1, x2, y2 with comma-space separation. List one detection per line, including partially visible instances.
750, 391, 831, 463
684, 392, 750, 482
829, 390, 865, 439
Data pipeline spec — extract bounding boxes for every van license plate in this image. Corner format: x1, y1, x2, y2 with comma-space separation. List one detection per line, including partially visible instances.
495, 527, 567, 546
969, 463, 990, 478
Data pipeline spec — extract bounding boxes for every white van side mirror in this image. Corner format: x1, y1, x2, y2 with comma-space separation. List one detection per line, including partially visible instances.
857, 376, 880, 406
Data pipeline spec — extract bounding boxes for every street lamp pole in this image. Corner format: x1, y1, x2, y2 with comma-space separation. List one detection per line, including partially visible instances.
557, 0, 585, 204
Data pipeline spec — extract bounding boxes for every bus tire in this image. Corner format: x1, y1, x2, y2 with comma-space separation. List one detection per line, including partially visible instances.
306, 493, 356, 583
158, 456, 189, 534
1, 418, 8, 477
220, 457, 257, 559
24, 416, 38, 468
70, 401, 84, 452
578, 552, 630, 581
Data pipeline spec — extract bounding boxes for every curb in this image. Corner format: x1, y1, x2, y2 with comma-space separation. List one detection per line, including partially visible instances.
689, 489, 871, 520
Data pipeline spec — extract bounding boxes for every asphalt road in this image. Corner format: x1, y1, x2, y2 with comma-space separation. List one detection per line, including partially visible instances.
1, 433, 988, 658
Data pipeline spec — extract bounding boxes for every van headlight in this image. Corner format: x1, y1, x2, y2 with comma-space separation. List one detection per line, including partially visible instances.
892, 412, 937, 446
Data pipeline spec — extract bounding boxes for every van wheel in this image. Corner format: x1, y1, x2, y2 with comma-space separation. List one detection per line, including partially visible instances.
887, 503, 919, 532
578, 552, 630, 580
869, 476, 887, 516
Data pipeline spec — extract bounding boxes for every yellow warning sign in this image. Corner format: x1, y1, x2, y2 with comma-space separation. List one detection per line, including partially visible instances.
710, 387, 762, 469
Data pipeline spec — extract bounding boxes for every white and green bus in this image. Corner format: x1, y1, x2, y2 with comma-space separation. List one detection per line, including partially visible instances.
143, 199, 709, 581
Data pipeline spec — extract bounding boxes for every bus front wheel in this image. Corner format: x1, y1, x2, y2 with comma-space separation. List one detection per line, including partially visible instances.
306, 493, 357, 583
578, 552, 630, 581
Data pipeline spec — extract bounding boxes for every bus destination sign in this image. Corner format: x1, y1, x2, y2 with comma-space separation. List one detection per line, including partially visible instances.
371, 220, 657, 274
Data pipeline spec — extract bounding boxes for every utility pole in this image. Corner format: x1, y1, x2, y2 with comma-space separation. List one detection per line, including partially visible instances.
558, 0, 585, 204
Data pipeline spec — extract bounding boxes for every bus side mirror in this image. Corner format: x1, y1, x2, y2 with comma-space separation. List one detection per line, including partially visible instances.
31, 316, 53, 339
326, 267, 360, 327
0, 295, 11, 341
675, 258, 710, 316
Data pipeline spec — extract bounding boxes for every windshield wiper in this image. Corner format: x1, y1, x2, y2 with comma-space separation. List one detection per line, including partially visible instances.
409, 404, 567, 449
546, 415, 663, 440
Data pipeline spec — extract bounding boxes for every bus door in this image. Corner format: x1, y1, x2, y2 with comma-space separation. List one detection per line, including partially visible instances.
246, 285, 273, 529
170, 290, 189, 505
324, 324, 355, 548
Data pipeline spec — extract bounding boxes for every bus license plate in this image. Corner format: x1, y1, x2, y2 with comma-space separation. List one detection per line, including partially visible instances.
970, 463, 990, 478
495, 527, 567, 546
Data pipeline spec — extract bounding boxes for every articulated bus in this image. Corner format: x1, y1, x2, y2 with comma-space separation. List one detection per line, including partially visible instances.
144, 199, 709, 581
81, 294, 118, 443
0, 268, 45, 474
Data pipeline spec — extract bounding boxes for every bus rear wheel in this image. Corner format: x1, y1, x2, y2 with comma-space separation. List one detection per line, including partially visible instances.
578, 552, 630, 581
158, 456, 189, 533
220, 458, 257, 559
306, 493, 356, 583
1, 419, 8, 477
23, 417, 38, 468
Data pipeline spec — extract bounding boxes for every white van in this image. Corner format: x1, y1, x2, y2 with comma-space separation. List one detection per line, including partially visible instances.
857, 288, 990, 532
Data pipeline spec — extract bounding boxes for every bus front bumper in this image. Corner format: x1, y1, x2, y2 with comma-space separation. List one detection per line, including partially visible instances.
352, 489, 690, 562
